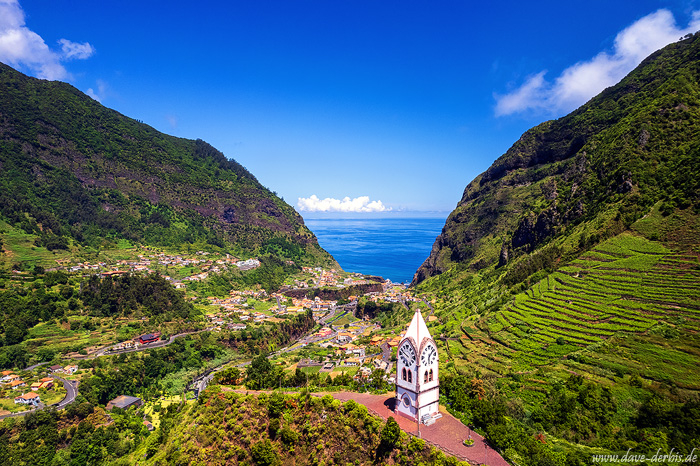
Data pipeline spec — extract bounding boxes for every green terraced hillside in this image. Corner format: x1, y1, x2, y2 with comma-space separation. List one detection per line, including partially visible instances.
412, 34, 700, 465
449, 233, 700, 387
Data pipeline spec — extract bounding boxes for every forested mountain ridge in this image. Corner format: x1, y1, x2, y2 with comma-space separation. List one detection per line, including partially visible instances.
0, 62, 335, 265
408, 32, 700, 466
414, 33, 700, 283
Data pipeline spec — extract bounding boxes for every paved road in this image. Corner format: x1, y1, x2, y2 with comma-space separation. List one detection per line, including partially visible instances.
53, 376, 79, 409
2, 329, 212, 419
332, 391, 510, 466
25, 362, 49, 371
93, 329, 212, 357
0, 375, 78, 419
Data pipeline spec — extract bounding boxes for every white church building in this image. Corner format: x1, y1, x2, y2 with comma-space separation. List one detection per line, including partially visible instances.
395, 309, 440, 423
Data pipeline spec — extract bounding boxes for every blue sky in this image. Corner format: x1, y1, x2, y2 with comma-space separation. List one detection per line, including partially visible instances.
2, 0, 699, 218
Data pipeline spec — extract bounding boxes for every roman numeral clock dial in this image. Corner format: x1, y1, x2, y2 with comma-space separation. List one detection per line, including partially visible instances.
399, 343, 415, 365
421, 344, 437, 365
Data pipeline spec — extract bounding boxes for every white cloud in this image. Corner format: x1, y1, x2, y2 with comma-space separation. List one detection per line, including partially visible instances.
86, 79, 107, 102
297, 195, 391, 213
495, 9, 700, 116
59, 38, 94, 60
0, 0, 94, 81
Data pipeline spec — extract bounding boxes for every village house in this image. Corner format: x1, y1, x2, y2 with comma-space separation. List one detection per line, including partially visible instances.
112, 340, 136, 351
0, 370, 14, 382
336, 332, 353, 344
14, 392, 40, 406
106, 395, 143, 411
138, 333, 160, 344
9, 379, 26, 389
31, 379, 54, 390
344, 345, 366, 358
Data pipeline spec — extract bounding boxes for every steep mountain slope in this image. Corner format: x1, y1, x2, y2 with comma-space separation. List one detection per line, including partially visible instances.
0, 62, 334, 265
410, 33, 700, 466
414, 33, 700, 283
411, 33, 700, 376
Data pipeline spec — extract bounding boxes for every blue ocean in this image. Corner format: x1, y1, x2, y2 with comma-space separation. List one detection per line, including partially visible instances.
304, 218, 445, 284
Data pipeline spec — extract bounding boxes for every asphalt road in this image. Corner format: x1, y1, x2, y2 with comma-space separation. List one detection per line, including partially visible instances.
3, 329, 213, 418
94, 330, 211, 357
0, 375, 78, 419
422, 299, 435, 315
53, 376, 79, 409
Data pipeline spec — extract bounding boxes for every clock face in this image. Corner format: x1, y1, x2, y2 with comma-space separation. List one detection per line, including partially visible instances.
399, 343, 416, 366
421, 344, 437, 366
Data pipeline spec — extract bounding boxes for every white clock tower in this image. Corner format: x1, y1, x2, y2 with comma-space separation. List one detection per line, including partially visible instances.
395, 309, 439, 422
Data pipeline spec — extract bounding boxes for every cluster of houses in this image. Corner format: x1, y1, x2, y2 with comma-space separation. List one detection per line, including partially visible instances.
1, 370, 27, 391
49, 364, 79, 375
366, 284, 423, 304
51, 250, 265, 294
235, 258, 261, 270
301, 267, 342, 287
208, 290, 267, 312
301, 322, 389, 369
2, 370, 60, 408
106, 333, 162, 353
66, 261, 107, 273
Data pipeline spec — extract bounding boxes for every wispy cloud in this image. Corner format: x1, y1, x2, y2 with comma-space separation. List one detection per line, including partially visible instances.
0, 0, 94, 81
59, 38, 95, 60
298, 195, 391, 213
495, 9, 700, 117
86, 79, 108, 102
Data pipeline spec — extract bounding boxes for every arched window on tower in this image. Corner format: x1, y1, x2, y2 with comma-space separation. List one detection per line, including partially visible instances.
407, 370, 412, 383
424, 370, 429, 383
429, 368, 434, 382
402, 368, 407, 381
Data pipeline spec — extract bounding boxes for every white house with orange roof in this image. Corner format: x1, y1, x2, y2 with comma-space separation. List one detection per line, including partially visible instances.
15, 392, 40, 406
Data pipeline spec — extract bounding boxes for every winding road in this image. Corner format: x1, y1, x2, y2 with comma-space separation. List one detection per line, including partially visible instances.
2, 329, 212, 418
0, 375, 78, 420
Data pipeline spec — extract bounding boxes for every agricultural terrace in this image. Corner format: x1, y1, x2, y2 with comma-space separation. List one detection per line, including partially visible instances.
454, 234, 700, 388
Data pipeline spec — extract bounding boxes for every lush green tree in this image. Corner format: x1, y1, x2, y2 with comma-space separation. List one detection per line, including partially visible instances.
378, 417, 401, 456
251, 439, 280, 466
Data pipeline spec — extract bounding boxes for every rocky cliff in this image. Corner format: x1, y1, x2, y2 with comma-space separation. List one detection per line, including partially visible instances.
413, 33, 700, 284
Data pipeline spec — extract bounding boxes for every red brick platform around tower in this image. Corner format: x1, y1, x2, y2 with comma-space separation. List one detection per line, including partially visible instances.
331, 391, 510, 466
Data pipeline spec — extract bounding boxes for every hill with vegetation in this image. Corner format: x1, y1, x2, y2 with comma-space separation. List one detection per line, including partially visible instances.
136, 389, 467, 466
0, 389, 469, 466
414, 33, 700, 284
411, 34, 700, 465
0, 62, 334, 266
